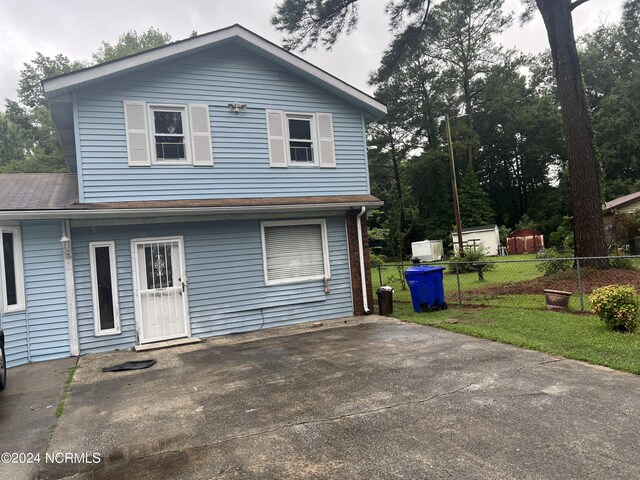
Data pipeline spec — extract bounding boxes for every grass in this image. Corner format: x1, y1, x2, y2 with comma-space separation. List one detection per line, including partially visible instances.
372, 254, 542, 295
44, 363, 78, 458
390, 302, 640, 375
55, 364, 77, 418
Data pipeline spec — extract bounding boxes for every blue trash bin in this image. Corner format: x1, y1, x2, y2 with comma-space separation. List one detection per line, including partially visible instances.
404, 265, 447, 313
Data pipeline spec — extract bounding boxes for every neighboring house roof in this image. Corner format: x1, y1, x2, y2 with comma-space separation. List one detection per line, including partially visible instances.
603, 191, 640, 212
0, 173, 382, 219
0, 173, 78, 210
452, 225, 497, 235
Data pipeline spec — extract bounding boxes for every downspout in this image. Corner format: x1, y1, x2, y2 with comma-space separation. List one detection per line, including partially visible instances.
61, 220, 79, 356
356, 206, 370, 314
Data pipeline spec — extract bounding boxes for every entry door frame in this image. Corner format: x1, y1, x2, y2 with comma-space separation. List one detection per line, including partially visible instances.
130, 235, 191, 344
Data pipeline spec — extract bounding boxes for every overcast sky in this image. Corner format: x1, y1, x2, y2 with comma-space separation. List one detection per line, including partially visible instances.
0, 0, 625, 103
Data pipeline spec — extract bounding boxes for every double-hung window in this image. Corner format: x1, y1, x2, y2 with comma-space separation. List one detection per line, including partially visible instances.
89, 242, 120, 335
150, 106, 190, 164
287, 114, 316, 165
266, 110, 335, 168
0, 226, 25, 313
261, 220, 330, 285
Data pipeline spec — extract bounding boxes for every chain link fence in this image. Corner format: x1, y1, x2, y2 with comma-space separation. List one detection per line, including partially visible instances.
373, 255, 640, 313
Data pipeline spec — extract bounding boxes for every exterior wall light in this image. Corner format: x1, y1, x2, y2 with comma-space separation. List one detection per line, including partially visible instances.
227, 102, 247, 113
60, 234, 72, 258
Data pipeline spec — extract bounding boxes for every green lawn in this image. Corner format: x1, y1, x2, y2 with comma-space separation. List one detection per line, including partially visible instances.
389, 302, 640, 375
372, 254, 542, 298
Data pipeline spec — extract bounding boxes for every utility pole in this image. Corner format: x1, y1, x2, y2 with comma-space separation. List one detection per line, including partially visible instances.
446, 114, 464, 257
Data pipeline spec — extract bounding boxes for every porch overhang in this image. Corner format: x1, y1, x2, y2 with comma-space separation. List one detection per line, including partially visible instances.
0, 194, 383, 221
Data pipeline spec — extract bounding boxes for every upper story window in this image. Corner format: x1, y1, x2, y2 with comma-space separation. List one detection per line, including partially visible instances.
287, 114, 316, 165
150, 106, 190, 164
124, 101, 213, 167
266, 110, 336, 169
0, 226, 25, 313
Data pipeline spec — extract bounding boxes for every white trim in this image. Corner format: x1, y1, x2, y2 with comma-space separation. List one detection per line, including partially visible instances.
0, 226, 25, 313
260, 219, 330, 286
42, 25, 387, 118
89, 241, 121, 336
356, 206, 370, 314
0, 200, 385, 221
148, 104, 192, 165
284, 112, 319, 167
130, 236, 190, 345
61, 220, 79, 356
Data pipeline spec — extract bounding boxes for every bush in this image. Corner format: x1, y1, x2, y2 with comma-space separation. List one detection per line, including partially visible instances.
589, 285, 639, 333
447, 248, 496, 274
536, 248, 572, 276
369, 252, 386, 267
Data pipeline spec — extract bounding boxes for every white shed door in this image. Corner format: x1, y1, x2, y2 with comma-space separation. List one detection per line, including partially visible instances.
132, 238, 189, 344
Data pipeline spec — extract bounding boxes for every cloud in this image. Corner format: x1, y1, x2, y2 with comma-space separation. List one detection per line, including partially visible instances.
0, 0, 625, 103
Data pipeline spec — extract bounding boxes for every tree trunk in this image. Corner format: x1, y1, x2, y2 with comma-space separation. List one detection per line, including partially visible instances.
535, 0, 607, 258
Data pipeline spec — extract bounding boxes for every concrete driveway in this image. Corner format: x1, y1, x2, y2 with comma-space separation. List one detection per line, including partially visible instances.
27, 316, 640, 479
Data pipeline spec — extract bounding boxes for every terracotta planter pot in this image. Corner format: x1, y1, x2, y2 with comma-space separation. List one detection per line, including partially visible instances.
544, 289, 572, 311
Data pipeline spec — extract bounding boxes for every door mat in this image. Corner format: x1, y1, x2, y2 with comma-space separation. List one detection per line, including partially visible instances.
102, 359, 156, 372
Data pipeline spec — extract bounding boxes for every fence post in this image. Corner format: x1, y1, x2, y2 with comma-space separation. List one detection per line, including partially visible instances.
576, 258, 585, 312
455, 263, 462, 305
377, 265, 382, 287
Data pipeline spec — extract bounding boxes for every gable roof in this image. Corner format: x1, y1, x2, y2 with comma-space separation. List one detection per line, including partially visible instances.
42, 24, 386, 118
603, 191, 640, 212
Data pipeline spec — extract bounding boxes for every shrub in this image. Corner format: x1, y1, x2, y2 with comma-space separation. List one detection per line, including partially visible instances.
536, 248, 572, 276
589, 284, 639, 333
447, 247, 496, 274
369, 252, 386, 267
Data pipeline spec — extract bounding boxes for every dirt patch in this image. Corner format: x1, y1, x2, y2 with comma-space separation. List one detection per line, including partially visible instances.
466, 268, 640, 297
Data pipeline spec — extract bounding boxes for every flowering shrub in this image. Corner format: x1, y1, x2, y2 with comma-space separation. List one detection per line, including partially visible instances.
589, 285, 639, 333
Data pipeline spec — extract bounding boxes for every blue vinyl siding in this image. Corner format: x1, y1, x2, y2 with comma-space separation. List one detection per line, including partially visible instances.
72, 214, 353, 354
75, 45, 369, 203
0, 221, 70, 368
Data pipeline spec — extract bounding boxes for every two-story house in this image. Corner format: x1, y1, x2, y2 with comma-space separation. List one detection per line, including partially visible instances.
0, 25, 385, 368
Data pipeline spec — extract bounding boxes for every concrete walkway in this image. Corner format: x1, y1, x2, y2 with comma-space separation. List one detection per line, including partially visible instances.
0, 357, 77, 480
15, 316, 640, 479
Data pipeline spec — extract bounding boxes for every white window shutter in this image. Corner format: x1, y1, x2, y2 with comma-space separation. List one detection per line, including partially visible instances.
316, 112, 336, 168
266, 110, 287, 167
124, 101, 150, 167
189, 104, 213, 167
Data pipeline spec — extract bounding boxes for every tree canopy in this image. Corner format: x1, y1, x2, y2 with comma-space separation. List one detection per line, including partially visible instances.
273, 0, 637, 258
0, 27, 172, 173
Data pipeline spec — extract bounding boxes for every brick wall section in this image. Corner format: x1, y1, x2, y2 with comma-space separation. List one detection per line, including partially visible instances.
346, 210, 375, 315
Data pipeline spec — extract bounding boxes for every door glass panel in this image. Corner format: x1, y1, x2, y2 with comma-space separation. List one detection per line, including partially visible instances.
144, 244, 174, 289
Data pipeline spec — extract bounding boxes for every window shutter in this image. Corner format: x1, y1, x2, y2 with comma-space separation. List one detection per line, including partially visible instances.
123, 101, 151, 167
316, 113, 336, 168
264, 224, 325, 281
189, 104, 213, 166
266, 110, 287, 167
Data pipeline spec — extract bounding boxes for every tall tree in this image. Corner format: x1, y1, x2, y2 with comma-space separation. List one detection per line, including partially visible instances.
1, 27, 172, 173
92, 28, 172, 64
521, 0, 607, 257
273, 0, 609, 257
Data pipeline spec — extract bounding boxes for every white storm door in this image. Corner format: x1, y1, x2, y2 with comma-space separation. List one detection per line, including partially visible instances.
132, 237, 189, 344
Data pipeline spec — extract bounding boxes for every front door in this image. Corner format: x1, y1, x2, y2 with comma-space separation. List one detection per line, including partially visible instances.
132, 237, 189, 344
